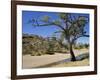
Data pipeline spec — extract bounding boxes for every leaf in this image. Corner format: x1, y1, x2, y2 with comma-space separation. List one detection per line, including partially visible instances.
53, 20, 61, 25
41, 15, 51, 22
59, 13, 68, 20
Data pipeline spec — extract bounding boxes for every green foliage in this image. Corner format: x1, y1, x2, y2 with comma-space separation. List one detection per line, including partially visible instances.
41, 15, 51, 22
22, 34, 67, 56
59, 13, 68, 20
84, 43, 89, 49
74, 43, 89, 49
53, 20, 61, 25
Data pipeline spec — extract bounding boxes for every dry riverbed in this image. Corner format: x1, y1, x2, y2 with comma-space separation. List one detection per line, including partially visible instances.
22, 49, 89, 69
50, 58, 89, 67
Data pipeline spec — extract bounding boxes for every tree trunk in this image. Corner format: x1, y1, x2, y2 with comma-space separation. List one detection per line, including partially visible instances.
69, 43, 76, 61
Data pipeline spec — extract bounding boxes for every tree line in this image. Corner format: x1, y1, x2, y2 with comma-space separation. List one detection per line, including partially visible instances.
22, 33, 89, 56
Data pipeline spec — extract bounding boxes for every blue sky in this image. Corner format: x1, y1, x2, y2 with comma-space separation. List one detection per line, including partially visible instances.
22, 11, 89, 44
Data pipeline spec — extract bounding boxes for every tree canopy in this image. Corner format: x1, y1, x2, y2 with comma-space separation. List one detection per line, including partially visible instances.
30, 13, 89, 45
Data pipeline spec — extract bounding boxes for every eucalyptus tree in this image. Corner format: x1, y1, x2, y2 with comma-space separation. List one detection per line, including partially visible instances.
29, 13, 89, 61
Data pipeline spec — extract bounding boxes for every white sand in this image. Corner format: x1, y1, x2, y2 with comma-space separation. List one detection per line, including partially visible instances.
22, 49, 89, 68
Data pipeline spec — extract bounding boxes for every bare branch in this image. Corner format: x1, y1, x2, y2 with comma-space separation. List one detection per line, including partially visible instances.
83, 35, 89, 37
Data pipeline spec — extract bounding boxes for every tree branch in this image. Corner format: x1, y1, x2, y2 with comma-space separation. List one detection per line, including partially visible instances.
83, 35, 89, 37
32, 23, 53, 27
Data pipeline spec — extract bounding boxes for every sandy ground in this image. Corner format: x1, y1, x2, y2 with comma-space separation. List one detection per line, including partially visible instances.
51, 59, 89, 67
22, 49, 89, 69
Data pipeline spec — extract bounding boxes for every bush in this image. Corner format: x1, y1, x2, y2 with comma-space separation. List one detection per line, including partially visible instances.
22, 34, 68, 56
46, 52, 55, 55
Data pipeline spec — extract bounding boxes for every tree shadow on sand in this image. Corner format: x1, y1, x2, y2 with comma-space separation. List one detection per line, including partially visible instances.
34, 53, 89, 68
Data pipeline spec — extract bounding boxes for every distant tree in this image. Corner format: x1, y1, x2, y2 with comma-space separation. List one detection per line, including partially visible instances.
78, 43, 84, 49
84, 43, 89, 49
29, 13, 89, 61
